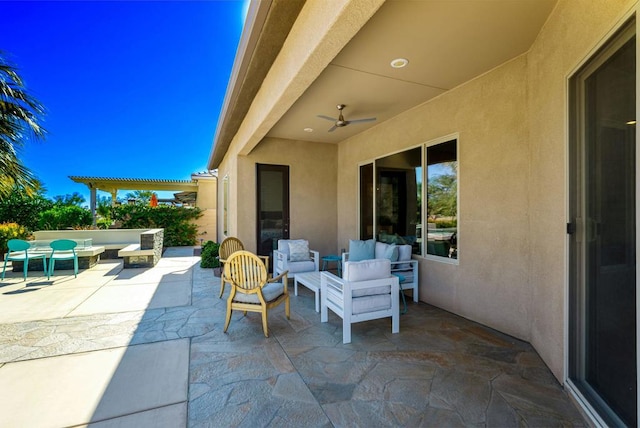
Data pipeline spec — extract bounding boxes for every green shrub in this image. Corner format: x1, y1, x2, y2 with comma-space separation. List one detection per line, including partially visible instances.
200, 240, 220, 268
0, 222, 28, 253
0, 191, 53, 232
111, 205, 202, 247
96, 217, 112, 230
38, 205, 93, 230
430, 218, 457, 229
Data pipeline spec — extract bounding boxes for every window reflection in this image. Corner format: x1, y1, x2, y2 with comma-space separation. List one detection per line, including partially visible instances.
427, 140, 457, 258
376, 147, 422, 255
358, 139, 458, 259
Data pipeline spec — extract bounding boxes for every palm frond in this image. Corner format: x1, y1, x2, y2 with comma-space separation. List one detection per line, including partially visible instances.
0, 50, 46, 197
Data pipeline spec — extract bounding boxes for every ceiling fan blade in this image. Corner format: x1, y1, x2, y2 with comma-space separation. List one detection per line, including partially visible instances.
348, 117, 377, 124
327, 125, 338, 132
317, 115, 337, 122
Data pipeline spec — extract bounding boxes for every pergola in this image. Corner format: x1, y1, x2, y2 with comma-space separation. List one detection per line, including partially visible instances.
69, 176, 199, 225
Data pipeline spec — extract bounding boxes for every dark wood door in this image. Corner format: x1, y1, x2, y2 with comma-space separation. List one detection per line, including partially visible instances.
256, 164, 290, 268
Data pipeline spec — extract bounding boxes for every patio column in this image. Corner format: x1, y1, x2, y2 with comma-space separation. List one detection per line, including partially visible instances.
89, 183, 97, 227
111, 190, 117, 206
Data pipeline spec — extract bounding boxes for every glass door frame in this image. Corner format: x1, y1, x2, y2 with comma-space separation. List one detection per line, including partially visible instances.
256, 163, 290, 266
566, 15, 638, 427
356, 144, 426, 256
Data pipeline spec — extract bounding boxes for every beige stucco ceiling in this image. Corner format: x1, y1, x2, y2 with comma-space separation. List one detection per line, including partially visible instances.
265, 0, 558, 144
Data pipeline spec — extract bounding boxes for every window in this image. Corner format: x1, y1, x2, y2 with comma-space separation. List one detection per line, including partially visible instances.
223, 175, 229, 236
358, 137, 458, 259
426, 139, 457, 259
376, 147, 422, 254
360, 163, 374, 239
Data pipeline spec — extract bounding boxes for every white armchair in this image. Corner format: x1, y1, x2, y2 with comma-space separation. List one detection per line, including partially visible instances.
343, 241, 418, 303
321, 258, 399, 344
273, 239, 319, 279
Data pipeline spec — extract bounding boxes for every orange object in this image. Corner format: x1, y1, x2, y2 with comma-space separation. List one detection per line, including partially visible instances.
150, 193, 158, 207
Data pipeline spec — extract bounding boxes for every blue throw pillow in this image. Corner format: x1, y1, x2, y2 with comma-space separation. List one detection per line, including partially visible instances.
349, 239, 375, 261
384, 244, 399, 262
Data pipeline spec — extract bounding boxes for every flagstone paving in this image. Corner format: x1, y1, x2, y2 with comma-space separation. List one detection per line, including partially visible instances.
0, 247, 585, 427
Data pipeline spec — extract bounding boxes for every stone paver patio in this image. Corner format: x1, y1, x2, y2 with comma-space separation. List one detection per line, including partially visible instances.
0, 247, 585, 427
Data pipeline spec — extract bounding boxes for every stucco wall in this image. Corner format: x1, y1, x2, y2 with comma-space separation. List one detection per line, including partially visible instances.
336, 0, 636, 382
220, 137, 338, 258
195, 179, 217, 243
196, 179, 217, 209
217, 147, 240, 245
338, 55, 532, 339
526, 0, 636, 380
215, 0, 636, 384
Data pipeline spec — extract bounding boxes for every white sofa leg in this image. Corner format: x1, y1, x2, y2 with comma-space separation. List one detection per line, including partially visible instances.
392, 311, 399, 334
321, 277, 328, 322
413, 264, 419, 302
343, 315, 352, 344
392, 282, 400, 334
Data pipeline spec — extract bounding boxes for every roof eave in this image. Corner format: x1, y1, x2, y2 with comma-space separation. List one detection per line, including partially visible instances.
207, 0, 305, 170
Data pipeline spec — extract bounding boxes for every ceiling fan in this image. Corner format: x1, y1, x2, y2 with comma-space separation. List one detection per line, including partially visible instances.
317, 104, 377, 132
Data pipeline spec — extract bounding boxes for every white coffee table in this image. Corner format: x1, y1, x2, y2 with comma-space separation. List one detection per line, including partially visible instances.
294, 271, 321, 312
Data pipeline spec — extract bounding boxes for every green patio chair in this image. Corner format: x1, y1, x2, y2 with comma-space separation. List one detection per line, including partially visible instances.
1, 239, 49, 281
49, 239, 78, 278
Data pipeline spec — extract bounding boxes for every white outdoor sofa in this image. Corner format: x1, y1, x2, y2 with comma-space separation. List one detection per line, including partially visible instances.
342, 239, 419, 303
321, 258, 400, 344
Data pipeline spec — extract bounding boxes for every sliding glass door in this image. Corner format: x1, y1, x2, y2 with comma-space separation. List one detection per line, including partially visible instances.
569, 19, 636, 427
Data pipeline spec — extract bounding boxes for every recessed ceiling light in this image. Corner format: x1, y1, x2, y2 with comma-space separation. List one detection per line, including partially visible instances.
390, 58, 409, 68
303, 127, 314, 132
626, 120, 636, 125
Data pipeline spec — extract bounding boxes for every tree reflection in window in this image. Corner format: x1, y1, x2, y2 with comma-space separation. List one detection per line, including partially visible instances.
359, 138, 458, 259
427, 140, 457, 258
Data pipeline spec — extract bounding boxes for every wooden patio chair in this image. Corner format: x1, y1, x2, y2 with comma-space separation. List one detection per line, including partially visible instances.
223, 250, 289, 337
218, 237, 269, 298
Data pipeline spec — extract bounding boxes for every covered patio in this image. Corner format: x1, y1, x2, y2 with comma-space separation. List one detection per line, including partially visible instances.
0, 249, 584, 426
208, 1, 638, 424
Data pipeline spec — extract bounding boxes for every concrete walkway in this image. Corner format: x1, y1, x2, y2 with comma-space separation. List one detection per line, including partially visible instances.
0, 248, 585, 427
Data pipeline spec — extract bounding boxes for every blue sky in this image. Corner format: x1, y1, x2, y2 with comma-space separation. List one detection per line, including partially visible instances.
1, 0, 247, 202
